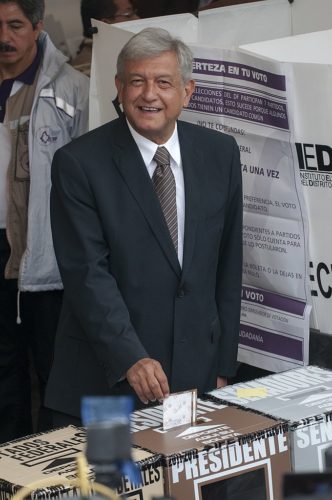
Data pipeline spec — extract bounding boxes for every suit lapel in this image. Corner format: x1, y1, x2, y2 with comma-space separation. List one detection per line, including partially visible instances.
113, 119, 181, 278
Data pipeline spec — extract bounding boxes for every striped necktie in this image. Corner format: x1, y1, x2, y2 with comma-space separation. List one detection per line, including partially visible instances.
152, 146, 178, 253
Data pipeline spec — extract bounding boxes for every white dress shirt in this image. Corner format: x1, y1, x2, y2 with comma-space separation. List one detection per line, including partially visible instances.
127, 121, 185, 267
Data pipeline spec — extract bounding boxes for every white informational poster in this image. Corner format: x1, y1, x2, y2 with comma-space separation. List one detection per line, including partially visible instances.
181, 47, 311, 371
241, 29, 332, 336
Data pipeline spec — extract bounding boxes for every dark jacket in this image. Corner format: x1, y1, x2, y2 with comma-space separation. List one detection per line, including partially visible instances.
45, 116, 242, 415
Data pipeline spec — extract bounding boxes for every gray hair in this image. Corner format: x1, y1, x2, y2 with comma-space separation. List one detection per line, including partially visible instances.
0, 0, 45, 27
116, 28, 193, 84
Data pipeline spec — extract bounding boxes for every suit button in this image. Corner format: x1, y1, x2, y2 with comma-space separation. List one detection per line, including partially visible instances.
177, 287, 185, 298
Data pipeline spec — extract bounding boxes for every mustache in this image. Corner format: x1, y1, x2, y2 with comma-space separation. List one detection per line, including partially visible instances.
0, 43, 16, 52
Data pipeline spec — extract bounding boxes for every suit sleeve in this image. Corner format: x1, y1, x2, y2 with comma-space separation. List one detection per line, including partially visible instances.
216, 136, 243, 377
50, 147, 149, 386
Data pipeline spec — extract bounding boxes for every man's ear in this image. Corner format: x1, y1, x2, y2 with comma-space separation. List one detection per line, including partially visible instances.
115, 75, 123, 103
183, 79, 195, 107
34, 20, 43, 40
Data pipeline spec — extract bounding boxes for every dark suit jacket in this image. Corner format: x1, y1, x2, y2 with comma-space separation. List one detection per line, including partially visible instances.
45, 116, 242, 416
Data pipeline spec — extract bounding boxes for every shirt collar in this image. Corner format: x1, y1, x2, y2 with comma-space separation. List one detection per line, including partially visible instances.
16, 40, 42, 85
126, 119, 181, 167
0, 40, 42, 122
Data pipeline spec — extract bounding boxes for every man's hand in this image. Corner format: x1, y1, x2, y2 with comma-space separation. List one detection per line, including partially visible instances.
126, 358, 170, 404
216, 376, 227, 389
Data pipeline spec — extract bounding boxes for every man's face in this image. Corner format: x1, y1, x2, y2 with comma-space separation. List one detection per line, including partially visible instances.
115, 51, 195, 144
0, 2, 42, 77
112, 0, 138, 23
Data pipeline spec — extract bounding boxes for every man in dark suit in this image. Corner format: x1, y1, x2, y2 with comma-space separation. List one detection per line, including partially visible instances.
45, 27, 243, 426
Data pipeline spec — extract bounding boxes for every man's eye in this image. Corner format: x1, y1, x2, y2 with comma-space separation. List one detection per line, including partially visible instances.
10, 23, 23, 30
158, 80, 171, 88
131, 79, 143, 86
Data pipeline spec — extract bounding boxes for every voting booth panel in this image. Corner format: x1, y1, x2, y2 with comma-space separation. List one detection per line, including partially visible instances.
197, 0, 291, 48
240, 29, 332, 337
181, 45, 311, 372
197, 0, 332, 49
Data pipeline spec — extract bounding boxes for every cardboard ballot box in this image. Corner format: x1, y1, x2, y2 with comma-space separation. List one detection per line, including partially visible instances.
132, 405, 291, 500
131, 398, 228, 433
0, 425, 163, 499
207, 365, 332, 472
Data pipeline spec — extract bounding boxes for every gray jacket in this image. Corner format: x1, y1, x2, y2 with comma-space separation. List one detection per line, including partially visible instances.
19, 32, 89, 291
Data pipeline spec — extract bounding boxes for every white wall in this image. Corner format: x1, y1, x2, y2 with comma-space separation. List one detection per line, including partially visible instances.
292, 0, 332, 35
44, 0, 82, 58
198, 0, 291, 48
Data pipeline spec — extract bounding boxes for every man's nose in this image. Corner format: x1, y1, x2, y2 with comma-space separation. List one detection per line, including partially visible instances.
0, 25, 10, 42
141, 82, 157, 100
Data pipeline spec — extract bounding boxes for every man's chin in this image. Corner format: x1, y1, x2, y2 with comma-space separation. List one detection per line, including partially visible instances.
132, 122, 162, 139
0, 53, 17, 63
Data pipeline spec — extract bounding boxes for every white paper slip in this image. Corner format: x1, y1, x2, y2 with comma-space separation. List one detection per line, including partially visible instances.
163, 389, 197, 430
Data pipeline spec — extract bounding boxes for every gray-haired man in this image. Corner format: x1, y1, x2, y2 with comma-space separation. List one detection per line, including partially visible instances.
46, 27, 242, 426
